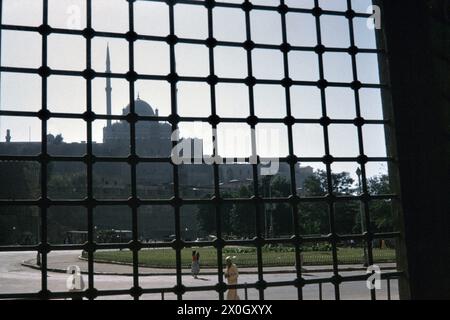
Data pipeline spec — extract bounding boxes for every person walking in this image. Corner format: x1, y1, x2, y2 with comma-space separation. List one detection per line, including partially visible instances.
66, 265, 85, 300
224, 256, 240, 300
191, 250, 200, 279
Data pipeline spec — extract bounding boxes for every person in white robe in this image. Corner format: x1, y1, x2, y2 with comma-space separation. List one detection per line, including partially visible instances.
224, 256, 240, 300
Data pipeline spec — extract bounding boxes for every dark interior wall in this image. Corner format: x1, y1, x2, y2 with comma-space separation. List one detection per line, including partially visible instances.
429, 5, 450, 297
381, 0, 450, 299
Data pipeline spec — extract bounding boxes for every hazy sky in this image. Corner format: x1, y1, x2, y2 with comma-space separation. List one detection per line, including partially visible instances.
0, 0, 387, 178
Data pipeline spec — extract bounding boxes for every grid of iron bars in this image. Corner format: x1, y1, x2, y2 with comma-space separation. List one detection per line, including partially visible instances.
0, 0, 404, 300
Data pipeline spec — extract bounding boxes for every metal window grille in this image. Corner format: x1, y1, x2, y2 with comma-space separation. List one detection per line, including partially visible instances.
0, 0, 403, 300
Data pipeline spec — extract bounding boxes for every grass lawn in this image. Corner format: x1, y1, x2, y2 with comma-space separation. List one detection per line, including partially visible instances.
90, 247, 396, 268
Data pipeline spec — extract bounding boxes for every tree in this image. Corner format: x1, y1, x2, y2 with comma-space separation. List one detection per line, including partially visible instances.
195, 170, 388, 238
230, 186, 255, 238
54, 134, 64, 145
43, 164, 88, 243
196, 198, 215, 236
367, 174, 391, 195
196, 192, 234, 236
367, 174, 396, 232
271, 203, 292, 236
299, 169, 359, 235
302, 169, 355, 195
261, 176, 292, 237
0, 162, 40, 244
298, 202, 329, 235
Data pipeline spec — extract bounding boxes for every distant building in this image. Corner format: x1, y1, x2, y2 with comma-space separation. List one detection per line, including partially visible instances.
0, 48, 313, 242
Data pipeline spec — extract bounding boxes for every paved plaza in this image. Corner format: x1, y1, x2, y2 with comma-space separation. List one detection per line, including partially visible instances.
0, 251, 399, 300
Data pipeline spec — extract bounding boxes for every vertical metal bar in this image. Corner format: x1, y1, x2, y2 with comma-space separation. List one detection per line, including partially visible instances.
85, 0, 95, 300
345, 0, 376, 300
279, 0, 303, 301
245, 282, 248, 300
313, 0, 340, 301
387, 277, 391, 300
205, 0, 225, 301
0, 0, 2, 137
319, 283, 323, 300
243, 0, 265, 301
167, 1, 183, 301
126, 0, 140, 301
39, 0, 49, 300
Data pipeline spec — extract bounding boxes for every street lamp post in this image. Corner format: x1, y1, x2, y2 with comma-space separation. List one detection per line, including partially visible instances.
94, 226, 98, 242
264, 178, 268, 239
264, 176, 273, 239
268, 178, 273, 238
12, 226, 16, 245
356, 168, 369, 267
32, 211, 41, 266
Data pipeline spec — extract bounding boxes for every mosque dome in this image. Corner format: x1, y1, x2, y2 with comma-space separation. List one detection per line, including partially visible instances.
122, 97, 155, 116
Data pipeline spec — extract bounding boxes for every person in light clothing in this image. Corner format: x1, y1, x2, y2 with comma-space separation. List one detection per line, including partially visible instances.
191, 250, 200, 279
224, 256, 240, 300
66, 265, 85, 300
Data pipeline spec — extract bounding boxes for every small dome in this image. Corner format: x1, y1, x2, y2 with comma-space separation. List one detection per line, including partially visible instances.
122, 98, 155, 116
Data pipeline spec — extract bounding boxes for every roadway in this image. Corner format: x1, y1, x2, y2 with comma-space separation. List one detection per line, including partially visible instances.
0, 251, 399, 300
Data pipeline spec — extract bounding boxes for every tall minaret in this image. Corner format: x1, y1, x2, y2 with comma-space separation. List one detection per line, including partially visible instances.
105, 44, 112, 128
